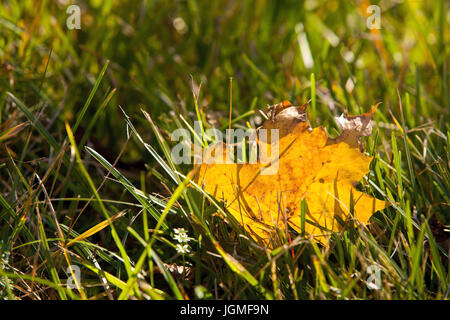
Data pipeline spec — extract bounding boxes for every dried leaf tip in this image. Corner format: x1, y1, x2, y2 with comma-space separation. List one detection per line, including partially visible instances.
335, 104, 379, 135
262, 101, 309, 138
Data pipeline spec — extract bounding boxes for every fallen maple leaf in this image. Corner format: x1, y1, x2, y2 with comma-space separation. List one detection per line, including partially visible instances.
196, 101, 386, 247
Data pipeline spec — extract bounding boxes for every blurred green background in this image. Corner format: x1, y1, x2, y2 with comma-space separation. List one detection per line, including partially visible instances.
1, 0, 447, 165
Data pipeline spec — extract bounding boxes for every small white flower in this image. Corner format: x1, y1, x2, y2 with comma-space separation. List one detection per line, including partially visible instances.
173, 234, 182, 242
174, 233, 192, 243
175, 244, 190, 254
174, 228, 187, 234
173, 228, 192, 243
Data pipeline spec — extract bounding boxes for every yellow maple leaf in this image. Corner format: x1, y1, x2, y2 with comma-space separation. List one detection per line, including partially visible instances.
195, 101, 386, 247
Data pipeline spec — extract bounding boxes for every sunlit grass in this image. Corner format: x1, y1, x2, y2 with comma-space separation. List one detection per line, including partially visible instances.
0, 0, 448, 300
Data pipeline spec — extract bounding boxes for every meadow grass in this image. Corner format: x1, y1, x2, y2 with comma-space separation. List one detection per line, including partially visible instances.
0, 0, 448, 300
